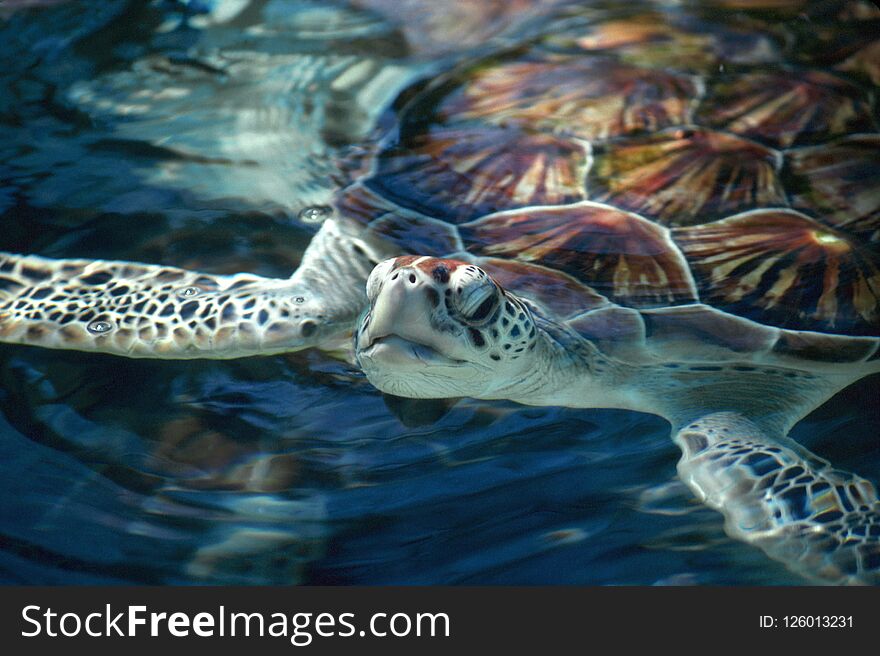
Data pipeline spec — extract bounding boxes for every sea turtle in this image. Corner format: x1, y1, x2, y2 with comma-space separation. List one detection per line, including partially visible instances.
1, 0, 879, 584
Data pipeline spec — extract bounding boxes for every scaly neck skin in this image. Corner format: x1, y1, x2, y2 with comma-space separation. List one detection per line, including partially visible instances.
638, 365, 850, 434
486, 317, 650, 413
487, 319, 849, 434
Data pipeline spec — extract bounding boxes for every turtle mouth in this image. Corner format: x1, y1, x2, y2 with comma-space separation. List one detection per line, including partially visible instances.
359, 334, 464, 368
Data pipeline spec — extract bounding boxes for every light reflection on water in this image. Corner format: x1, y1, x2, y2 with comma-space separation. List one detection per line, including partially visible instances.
0, 0, 877, 585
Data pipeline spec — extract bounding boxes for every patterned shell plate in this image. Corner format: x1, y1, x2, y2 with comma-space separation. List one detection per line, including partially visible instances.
336, 0, 880, 339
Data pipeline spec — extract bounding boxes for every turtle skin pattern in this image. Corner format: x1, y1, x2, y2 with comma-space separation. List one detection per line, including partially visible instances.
675, 413, 880, 584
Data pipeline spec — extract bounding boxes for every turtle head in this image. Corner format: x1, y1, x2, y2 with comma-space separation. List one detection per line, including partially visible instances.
355, 256, 540, 399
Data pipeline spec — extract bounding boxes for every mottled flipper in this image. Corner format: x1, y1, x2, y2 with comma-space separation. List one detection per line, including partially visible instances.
675, 412, 880, 584
0, 213, 390, 359
0, 252, 322, 358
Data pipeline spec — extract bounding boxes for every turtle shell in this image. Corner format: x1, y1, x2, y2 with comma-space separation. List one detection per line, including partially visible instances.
335, 0, 880, 343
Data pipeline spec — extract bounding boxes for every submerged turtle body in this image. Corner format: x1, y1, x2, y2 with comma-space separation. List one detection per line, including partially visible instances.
347, 2, 880, 584
1, 0, 880, 584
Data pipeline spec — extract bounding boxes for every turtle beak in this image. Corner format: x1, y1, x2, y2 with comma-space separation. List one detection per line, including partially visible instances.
362, 268, 432, 347
357, 267, 462, 368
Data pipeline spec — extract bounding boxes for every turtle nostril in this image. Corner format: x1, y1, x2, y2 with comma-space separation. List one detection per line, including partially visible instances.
432, 265, 449, 283
408, 274, 416, 284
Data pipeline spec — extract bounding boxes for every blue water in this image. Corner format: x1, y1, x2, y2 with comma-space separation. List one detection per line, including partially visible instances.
0, 0, 877, 585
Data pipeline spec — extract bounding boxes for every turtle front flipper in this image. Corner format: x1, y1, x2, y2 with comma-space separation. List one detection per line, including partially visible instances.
0, 220, 385, 359
675, 412, 880, 585
0, 252, 319, 358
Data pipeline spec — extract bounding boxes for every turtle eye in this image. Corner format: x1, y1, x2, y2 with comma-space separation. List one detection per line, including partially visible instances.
366, 258, 396, 301
453, 277, 498, 324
